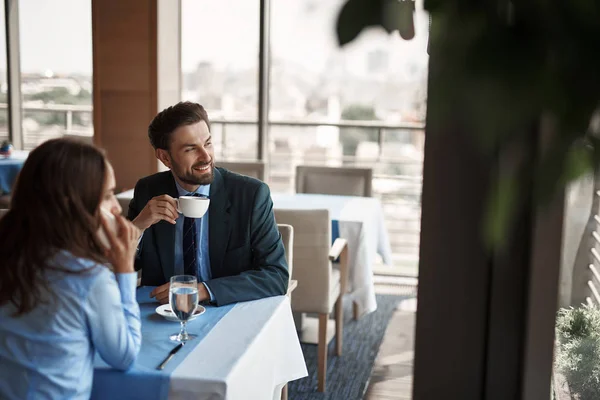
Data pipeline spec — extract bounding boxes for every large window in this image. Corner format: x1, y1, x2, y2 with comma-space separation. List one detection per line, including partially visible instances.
181, 0, 429, 273
181, 0, 260, 161
18, 0, 93, 150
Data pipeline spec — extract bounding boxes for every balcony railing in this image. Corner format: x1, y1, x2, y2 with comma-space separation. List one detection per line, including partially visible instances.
211, 117, 424, 161
0, 103, 93, 149
210, 118, 425, 271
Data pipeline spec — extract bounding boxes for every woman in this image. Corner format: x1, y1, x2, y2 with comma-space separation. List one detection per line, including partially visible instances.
0, 138, 142, 399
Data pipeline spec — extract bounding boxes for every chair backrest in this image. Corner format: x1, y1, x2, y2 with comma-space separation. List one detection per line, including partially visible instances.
218, 161, 266, 181
277, 224, 294, 288
295, 165, 373, 197
274, 208, 332, 314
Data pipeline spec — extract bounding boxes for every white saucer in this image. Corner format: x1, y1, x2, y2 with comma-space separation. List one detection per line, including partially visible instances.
155, 304, 206, 322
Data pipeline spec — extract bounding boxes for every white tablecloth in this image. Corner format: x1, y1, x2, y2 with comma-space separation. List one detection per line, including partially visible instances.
169, 295, 307, 399
271, 193, 393, 316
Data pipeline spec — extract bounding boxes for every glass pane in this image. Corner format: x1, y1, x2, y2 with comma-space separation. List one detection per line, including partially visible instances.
19, 0, 93, 150
269, 0, 428, 271
181, 0, 259, 161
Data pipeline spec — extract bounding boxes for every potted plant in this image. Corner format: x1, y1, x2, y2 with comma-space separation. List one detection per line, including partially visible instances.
555, 304, 600, 399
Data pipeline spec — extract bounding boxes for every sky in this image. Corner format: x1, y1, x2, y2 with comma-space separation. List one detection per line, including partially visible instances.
13, 0, 92, 74
0, 0, 429, 77
181, 0, 430, 75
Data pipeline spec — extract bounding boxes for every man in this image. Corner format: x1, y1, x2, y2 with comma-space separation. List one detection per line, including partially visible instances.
128, 101, 288, 306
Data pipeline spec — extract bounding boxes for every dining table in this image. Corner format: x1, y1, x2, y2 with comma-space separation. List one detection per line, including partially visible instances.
0, 150, 28, 195
92, 286, 307, 400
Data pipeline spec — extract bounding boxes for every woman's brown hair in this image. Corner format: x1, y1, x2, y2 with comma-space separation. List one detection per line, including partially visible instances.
0, 138, 109, 315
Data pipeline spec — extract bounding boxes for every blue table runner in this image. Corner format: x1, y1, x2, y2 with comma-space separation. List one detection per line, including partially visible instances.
91, 286, 234, 400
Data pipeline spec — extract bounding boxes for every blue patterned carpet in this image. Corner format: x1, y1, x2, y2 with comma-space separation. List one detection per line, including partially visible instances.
288, 294, 409, 400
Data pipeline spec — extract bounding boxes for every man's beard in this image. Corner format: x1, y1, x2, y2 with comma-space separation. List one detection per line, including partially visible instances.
176, 162, 215, 186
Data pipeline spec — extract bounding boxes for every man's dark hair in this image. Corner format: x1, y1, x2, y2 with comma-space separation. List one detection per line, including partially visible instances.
148, 101, 210, 150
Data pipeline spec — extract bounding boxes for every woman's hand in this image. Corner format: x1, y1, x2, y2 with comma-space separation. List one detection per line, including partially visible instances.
101, 210, 140, 274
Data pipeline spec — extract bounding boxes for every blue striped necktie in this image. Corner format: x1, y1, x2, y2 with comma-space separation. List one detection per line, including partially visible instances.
182, 193, 202, 277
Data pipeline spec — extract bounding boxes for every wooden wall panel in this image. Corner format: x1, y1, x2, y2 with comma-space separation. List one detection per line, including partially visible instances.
92, 0, 158, 190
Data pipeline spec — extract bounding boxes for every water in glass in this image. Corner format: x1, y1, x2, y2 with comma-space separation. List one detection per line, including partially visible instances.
169, 275, 199, 342
170, 286, 199, 321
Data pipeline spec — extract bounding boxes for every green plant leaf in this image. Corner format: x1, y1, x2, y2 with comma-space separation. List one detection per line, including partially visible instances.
562, 141, 594, 183
335, 0, 382, 46
484, 174, 518, 250
381, 0, 415, 39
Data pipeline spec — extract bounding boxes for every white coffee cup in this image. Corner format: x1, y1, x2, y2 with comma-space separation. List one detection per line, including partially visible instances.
177, 196, 210, 218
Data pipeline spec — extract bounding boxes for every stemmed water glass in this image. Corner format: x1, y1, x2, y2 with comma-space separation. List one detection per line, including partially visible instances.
169, 275, 199, 342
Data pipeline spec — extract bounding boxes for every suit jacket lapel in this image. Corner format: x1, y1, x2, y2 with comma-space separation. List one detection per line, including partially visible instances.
153, 172, 179, 282
209, 168, 231, 277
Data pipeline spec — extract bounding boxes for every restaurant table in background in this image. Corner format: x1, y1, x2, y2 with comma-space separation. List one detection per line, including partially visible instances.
271, 193, 394, 317
92, 287, 307, 400
0, 151, 28, 195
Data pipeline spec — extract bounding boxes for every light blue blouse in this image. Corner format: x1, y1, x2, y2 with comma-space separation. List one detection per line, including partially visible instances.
0, 251, 141, 399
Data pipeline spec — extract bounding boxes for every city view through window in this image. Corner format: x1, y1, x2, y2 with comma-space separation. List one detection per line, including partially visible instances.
10, 0, 93, 150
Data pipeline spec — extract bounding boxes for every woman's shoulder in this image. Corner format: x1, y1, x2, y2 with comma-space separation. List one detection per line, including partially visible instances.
52, 250, 103, 270
49, 251, 112, 286
43, 252, 117, 316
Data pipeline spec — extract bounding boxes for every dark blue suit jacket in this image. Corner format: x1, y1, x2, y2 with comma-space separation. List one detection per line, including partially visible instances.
127, 167, 289, 305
